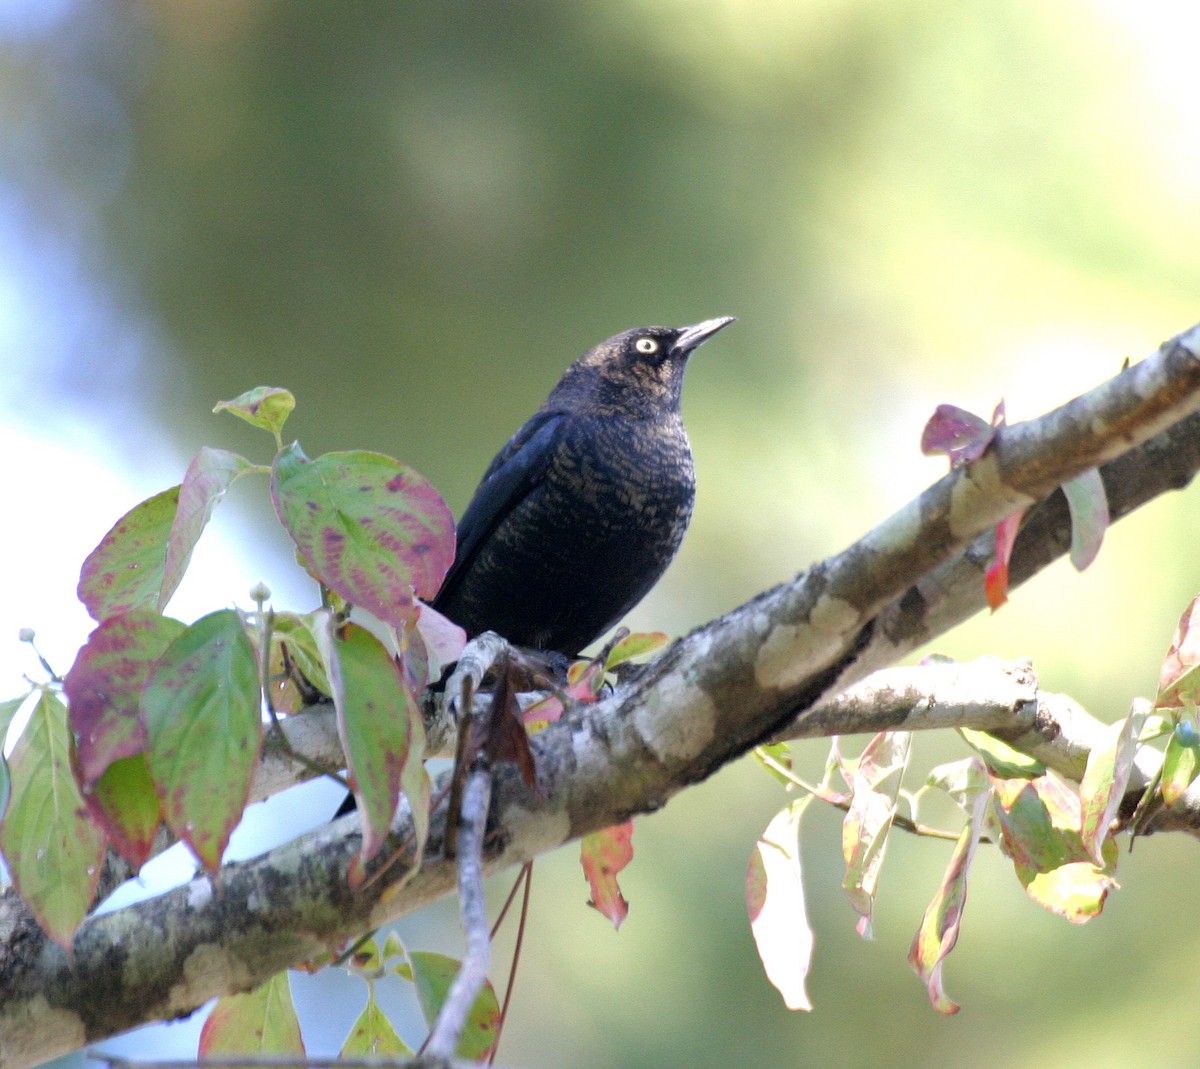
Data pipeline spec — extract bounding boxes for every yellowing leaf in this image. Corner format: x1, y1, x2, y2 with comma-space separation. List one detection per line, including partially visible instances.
581, 821, 634, 929
199, 972, 305, 1061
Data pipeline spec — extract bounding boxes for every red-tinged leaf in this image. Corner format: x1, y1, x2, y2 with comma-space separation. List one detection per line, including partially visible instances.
920, 403, 1001, 467
0, 691, 106, 949
199, 972, 305, 1061
908, 787, 989, 1014
990, 773, 1116, 923
272, 444, 455, 627
83, 754, 161, 870
142, 609, 262, 874
842, 731, 911, 939
399, 951, 500, 1061
581, 821, 634, 929
1161, 719, 1200, 806
1156, 596, 1200, 709
1078, 708, 1145, 864
161, 447, 255, 610
522, 664, 602, 732
604, 630, 671, 670
213, 386, 296, 438
63, 610, 187, 786
312, 617, 423, 866
747, 802, 813, 1011
340, 989, 412, 1057
1061, 467, 1108, 571
984, 509, 1024, 610
77, 486, 180, 622
415, 603, 467, 673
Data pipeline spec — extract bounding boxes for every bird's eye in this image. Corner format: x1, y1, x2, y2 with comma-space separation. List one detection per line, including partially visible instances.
635, 337, 659, 355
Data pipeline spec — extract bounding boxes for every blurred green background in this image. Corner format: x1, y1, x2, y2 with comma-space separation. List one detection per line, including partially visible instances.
5, 2, 1200, 1067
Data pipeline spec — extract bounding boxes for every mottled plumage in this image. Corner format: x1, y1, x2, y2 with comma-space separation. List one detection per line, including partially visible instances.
432, 317, 735, 656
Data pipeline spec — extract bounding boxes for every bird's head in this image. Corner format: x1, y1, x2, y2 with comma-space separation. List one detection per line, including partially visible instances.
558, 316, 736, 415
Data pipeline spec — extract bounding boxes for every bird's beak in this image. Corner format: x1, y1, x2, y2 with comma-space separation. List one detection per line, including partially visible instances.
672, 316, 736, 356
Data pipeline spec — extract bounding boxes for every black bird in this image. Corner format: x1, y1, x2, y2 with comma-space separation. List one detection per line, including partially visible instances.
432, 316, 735, 656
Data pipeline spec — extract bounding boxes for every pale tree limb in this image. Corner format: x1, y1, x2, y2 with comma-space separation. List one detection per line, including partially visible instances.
2, 325, 1200, 1068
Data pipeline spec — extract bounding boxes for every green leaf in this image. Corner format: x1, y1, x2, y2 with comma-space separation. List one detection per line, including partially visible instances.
400, 951, 500, 1061
604, 630, 671, 670
581, 821, 634, 928
271, 444, 454, 627
142, 609, 262, 874
199, 971, 305, 1059
161, 447, 255, 609
1061, 467, 1108, 571
842, 731, 911, 940
213, 386, 296, 438
959, 727, 1046, 777
340, 989, 413, 1057
63, 610, 187, 785
0, 691, 106, 949
312, 617, 424, 867
908, 786, 989, 1015
85, 755, 162, 871
747, 802, 813, 1011
1161, 718, 1200, 806
77, 486, 180, 621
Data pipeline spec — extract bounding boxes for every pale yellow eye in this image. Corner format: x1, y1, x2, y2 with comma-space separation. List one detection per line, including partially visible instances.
635, 337, 659, 355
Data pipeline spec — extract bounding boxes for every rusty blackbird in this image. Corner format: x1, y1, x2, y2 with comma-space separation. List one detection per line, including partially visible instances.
432, 316, 735, 656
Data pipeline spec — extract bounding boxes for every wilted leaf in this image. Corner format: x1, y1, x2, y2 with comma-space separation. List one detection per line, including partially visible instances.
1078, 708, 1145, 865
77, 487, 180, 621
199, 972, 305, 1061
842, 731, 911, 939
213, 386, 296, 438
1156, 596, 1200, 710
63, 610, 187, 786
747, 802, 813, 1011
984, 509, 1024, 611
908, 787, 988, 1014
400, 951, 500, 1061
142, 609, 262, 874
272, 444, 454, 627
161, 447, 255, 609
0, 691, 106, 949
581, 821, 634, 928
1062, 467, 1108, 571
312, 617, 423, 867
340, 989, 412, 1057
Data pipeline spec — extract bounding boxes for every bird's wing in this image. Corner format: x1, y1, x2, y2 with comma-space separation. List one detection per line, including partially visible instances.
433, 410, 567, 607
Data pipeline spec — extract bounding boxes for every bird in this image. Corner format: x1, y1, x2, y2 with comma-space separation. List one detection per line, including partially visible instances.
431, 316, 735, 657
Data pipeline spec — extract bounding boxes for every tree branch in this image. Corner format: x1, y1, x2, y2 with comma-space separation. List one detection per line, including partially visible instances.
4, 324, 1200, 1068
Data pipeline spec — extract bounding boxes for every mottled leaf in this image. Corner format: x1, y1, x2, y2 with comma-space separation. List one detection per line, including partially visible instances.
747, 802, 813, 1011
199, 971, 305, 1061
340, 989, 412, 1057
63, 610, 187, 785
0, 691, 106, 949
142, 609, 262, 874
161, 447, 255, 609
908, 787, 988, 1014
990, 773, 1116, 923
213, 386, 296, 438
400, 951, 500, 1061
842, 731, 911, 939
581, 821, 633, 929
1078, 707, 1145, 865
83, 754, 161, 870
77, 487, 180, 621
312, 617, 423, 867
1156, 595, 1200, 710
1062, 467, 1108, 571
272, 444, 454, 627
